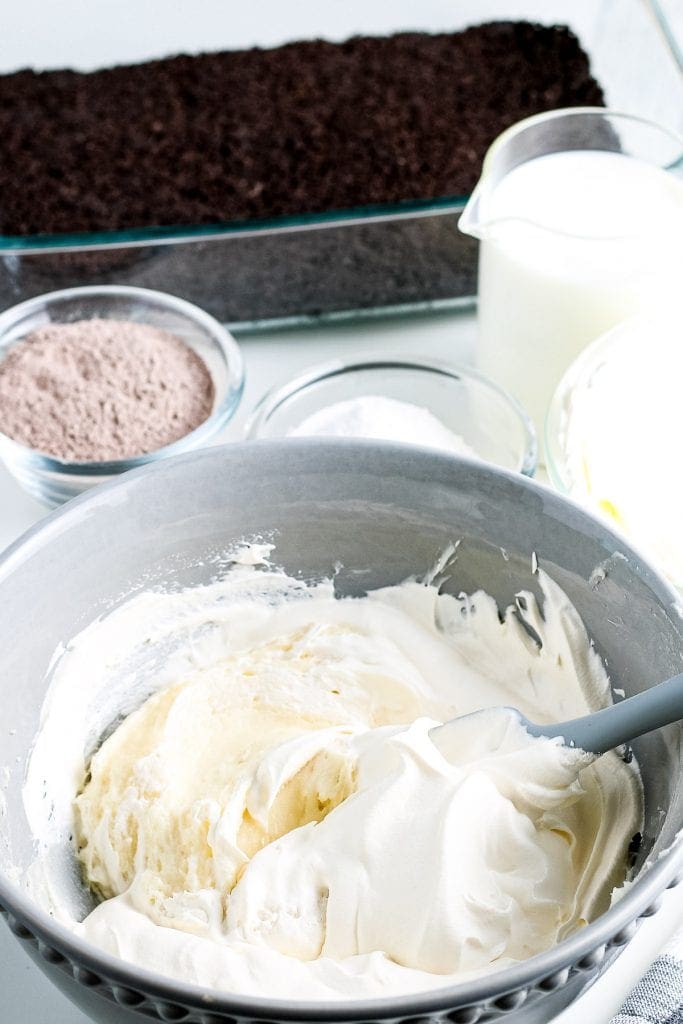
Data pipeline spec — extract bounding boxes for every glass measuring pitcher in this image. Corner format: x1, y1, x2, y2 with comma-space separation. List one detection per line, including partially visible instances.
459, 108, 683, 444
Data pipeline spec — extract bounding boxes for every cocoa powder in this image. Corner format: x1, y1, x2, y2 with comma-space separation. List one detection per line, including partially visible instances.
0, 319, 215, 461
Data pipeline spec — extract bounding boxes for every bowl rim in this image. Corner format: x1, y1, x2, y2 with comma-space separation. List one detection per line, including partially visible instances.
544, 318, 631, 497
544, 312, 675, 497
244, 354, 538, 477
0, 438, 681, 1019
0, 284, 245, 475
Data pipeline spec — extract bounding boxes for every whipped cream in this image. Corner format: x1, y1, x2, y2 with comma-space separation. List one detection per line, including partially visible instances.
25, 552, 642, 1000
287, 395, 477, 457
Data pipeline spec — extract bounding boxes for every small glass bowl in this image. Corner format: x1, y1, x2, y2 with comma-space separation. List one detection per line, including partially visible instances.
545, 312, 683, 589
246, 356, 537, 475
0, 285, 244, 507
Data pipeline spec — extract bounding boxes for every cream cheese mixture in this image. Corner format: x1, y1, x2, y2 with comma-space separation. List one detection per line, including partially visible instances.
25, 547, 642, 1000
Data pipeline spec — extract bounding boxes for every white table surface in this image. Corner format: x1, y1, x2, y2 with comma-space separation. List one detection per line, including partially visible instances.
1, 306, 681, 1022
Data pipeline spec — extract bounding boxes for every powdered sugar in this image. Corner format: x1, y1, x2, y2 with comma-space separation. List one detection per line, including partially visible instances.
288, 395, 477, 457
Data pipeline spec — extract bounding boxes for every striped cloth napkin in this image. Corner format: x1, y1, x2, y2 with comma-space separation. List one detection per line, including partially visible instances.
611, 928, 683, 1024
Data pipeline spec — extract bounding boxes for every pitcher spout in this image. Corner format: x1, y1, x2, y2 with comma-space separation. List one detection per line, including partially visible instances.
458, 183, 488, 240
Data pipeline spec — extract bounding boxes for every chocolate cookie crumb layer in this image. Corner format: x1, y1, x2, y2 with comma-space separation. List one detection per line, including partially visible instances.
0, 23, 603, 238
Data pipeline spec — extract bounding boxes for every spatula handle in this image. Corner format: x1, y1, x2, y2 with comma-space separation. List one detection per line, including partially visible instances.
527, 673, 683, 754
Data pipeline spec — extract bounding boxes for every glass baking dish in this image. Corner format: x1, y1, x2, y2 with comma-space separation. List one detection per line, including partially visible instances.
1, 0, 681, 330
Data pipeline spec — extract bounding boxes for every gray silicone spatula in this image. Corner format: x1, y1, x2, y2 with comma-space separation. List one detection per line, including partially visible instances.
431, 673, 683, 756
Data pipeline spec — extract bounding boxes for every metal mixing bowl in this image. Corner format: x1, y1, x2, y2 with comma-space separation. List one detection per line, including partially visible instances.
0, 440, 681, 1024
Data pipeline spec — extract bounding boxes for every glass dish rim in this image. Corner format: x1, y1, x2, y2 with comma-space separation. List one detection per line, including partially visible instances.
245, 353, 538, 477
650, 0, 683, 70
0, 193, 471, 253
0, 284, 245, 476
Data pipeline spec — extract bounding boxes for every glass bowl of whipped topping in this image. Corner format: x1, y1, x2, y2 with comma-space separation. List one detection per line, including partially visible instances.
546, 312, 682, 590
246, 356, 537, 475
0, 284, 244, 508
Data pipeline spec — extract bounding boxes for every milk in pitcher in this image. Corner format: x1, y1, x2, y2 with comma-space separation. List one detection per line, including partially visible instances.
461, 115, 683, 443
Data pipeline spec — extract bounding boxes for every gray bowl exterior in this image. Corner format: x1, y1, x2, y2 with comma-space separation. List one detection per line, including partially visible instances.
0, 440, 681, 1024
